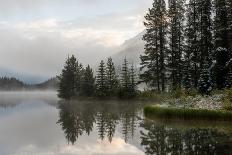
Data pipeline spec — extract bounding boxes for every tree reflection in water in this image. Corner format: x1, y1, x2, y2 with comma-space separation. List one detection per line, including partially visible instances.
57, 100, 141, 144
140, 120, 232, 155
57, 100, 232, 154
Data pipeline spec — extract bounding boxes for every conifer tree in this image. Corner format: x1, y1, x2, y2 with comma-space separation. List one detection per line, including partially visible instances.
185, 0, 201, 88
129, 64, 137, 97
198, 59, 213, 95
81, 65, 95, 97
140, 0, 168, 92
198, 0, 213, 67
167, 0, 185, 90
182, 54, 192, 90
106, 57, 119, 96
213, 0, 230, 89
226, 0, 232, 52
75, 61, 84, 95
121, 58, 130, 92
58, 55, 77, 99
96, 60, 107, 97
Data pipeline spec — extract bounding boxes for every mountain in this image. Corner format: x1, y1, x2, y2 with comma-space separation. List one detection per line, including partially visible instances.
0, 77, 58, 91
111, 31, 145, 67
0, 67, 48, 84
34, 78, 59, 90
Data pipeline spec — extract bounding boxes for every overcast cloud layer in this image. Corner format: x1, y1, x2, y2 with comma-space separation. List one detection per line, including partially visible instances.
0, 0, 152, 82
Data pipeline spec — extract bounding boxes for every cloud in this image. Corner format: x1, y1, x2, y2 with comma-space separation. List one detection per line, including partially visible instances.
0, 0, 153, 80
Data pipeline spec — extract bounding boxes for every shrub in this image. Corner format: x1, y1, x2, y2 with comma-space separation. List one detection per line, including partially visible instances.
222, 88, 232, 111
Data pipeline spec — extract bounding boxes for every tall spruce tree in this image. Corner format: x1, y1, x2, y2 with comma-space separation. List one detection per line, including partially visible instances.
81, 65, 95, 97
185, 0, 201, 88
75, 61, 84, 95
106, 57, 119, 96
96, 60, 107, 97
198, 59, 213, 95
182, 52, 192, 90
121, 58, 130, 92
226, 0, 232, 52
167, 0, 185, 90
213, 0, 230, 89
58, 55, 77, 99
129, 64, 137, 97
140, 0, 168, 92
198, 0, 213, 67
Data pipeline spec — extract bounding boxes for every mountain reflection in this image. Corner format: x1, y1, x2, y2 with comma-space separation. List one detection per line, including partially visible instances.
140, 120, 232, 155
57, 100, 142, 144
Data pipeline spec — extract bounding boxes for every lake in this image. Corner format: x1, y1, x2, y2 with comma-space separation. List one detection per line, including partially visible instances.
0, 92, 231, 155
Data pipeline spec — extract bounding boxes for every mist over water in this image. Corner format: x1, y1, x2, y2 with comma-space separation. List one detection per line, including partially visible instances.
0, 91, 231, 155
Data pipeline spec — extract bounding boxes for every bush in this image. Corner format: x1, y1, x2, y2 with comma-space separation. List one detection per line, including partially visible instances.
222, 88, 232, 111
170, 88, 198, 99
139, 89, 171, 101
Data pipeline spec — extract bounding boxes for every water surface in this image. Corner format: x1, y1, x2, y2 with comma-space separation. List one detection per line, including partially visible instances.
0, 92, 231, 155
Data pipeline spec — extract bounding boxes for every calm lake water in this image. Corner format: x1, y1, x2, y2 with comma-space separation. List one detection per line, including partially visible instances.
0, 92, 231, 155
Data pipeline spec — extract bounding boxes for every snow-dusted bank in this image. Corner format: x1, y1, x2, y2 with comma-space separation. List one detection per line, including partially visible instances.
144, 106, 232, 121
143, 89, 232, 121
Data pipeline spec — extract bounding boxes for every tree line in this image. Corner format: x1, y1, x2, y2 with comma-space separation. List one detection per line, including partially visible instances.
0, 77, 58, 90
58, 55, 137, 99
140, 0, 232, 94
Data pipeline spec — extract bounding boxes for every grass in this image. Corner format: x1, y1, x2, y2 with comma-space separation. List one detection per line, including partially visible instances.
144, 106, 232, 121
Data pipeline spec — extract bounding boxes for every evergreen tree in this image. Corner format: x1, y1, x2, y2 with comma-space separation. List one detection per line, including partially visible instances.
58, 55, 77, 99
129, 64, 137, 97
226, 0, 232, 52
198, 0, 213, 67
140, 0, 168, 92
213, 0, 230, 89
225, 61, 232, 88
96, 60, 107, 97
198, 59, 213, 95
75, 61, 84, 95
81, 65, 95, 97
182, 55, 192, 90
106, 57, 119, 96
185, 0, 201, 88
167, 0, 185, 90
121, 58, 130, 91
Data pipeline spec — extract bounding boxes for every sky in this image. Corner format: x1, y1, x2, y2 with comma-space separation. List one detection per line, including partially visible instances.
0, 0, 153, 82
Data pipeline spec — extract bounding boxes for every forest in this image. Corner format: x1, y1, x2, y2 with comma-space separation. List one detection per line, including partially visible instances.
0, 77, 58, 90
58, 0, 232, 100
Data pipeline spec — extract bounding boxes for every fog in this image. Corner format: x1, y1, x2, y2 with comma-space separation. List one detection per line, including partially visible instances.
0, 0, 153, 83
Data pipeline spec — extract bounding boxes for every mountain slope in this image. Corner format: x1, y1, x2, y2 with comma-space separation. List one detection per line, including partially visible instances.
111, 31, 145, 67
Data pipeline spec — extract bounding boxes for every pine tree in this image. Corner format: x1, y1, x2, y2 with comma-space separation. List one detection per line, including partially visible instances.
198, 59, 213, 95
182, 54, 192, 90
185, 0, 201, 88
96, 60, 107, 97
140, 0, 168, 92
167, 0, 185, 90
75, 61, 84, 95
226, 60, 232, 88
58, 55, 77, 99
198, 0, 213, 67
106, 57, 119, 96
213, 0, 230, 89
81, 65, 95, 97
121, 58, 130, 91
226, 0, 232, 52
129, 64, 137, 97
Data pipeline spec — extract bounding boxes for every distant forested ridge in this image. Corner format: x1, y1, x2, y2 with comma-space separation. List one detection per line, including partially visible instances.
0, 77, 58, 91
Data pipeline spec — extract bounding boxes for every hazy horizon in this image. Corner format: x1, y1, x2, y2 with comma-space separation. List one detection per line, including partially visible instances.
0, 0, 153, 83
